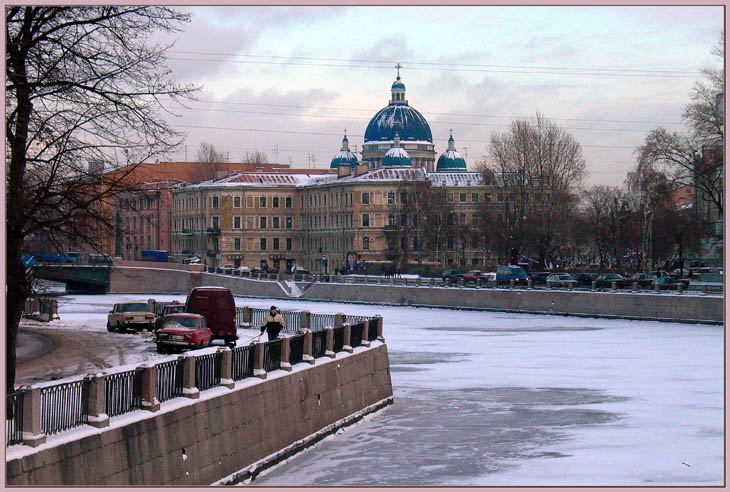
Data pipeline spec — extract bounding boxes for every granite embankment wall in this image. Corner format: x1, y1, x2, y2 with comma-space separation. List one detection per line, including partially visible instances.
108, 261, 203, 294
106, 266, 722, 323
6, 344, 392, 486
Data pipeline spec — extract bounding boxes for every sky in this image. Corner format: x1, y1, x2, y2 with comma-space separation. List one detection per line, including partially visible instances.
154, 6, 723, 187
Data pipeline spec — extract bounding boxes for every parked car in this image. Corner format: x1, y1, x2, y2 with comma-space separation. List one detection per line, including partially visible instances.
154, 301, 186, 331
88, 254, 112, 265
107, 301, 155, 332
629, 273, 654, 287
237, 265, 251, 273
527, 271, 551, 285
292, 266, 310, 275
481, 272, 497, 282
573, 273, 597, 286
496, 265, 528, 285
593, 273, 629, 288
185, 286, 238, 346
219, 264, 234, 271
184, 256, 201, 264
155, 314, 212, 353
463, 270, 486, 282
653, 276, 683, 290
441, 269, 464, 282
546, 273, 576, 288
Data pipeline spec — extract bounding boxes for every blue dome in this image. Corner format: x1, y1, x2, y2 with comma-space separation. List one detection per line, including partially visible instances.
330, 150, 358, 169
382, 146, 412, 167
436, 150, 467, 172
391, 80, 405, 90
364, 105, 433, 144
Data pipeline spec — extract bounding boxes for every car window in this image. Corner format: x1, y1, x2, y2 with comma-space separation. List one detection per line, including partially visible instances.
121, 303, 149, 312
163, 317, 198, 330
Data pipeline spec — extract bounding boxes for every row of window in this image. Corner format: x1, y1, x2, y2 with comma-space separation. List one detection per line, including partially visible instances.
306, 192, 354, 209
175, 195, 294, 211
119, 196, 156, 211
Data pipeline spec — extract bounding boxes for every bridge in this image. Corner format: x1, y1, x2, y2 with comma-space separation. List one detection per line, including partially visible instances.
32, 264, 110, 293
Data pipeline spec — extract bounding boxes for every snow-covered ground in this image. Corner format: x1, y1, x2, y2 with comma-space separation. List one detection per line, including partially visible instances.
34, 292, 725, 485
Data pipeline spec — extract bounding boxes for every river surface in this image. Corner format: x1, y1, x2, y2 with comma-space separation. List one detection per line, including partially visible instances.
40, 292, 725, 486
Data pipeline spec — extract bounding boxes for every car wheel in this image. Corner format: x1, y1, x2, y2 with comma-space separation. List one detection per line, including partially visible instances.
107, 322, 115, 332
156, 343, 167, 354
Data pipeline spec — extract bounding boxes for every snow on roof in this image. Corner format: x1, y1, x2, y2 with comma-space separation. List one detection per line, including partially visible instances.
428, 172, 483, 187
181, 173, 319, 189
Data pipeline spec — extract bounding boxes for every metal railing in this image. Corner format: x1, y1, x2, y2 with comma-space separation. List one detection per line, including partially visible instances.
105, 370, 142, 418
312, 330, 327, 358
281, 311, 300, 333
367, 322, 379, 342
6, 392, 24, 446
289, 334, 305, 365
251, 308, 268, 328
333, 326, 345, 353
236, 307, 247, 327
350, 322, 364, 348
346, 315, 370, 325
263, 339, 282, 372
156, 359, 184, 403
232, 345, 255, 381
40, 379, 89, 435
310, 313, 336, 332
195, 352, 222, 391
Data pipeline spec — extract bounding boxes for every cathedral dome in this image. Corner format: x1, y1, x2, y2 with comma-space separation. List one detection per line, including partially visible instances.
436, 132, 467, 172
382, 134, 412, 167
330, 133, 359, 169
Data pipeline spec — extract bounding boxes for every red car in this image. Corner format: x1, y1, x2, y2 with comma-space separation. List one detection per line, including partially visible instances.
155, 313, 212, 353
463, 270, 487, 282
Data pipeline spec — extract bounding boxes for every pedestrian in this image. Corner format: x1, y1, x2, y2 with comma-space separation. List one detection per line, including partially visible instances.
260, 305, 285, 341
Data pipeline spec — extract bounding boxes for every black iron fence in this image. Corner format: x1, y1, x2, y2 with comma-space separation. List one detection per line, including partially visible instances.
333, 326, 345, 353
105, 370, 142, 418
367, 322, 379, 342
312, 330, 327, 358
40, 379, 89, 435
350, 322, 364, 348
346, 315, 370, 325
232, 345, 255, 381
289, 334, 305, 365
156, 359, 184, 403
195, 352, 222, 391
6, 392, 23, 446
263, 339, 282, 372
310, 313, 336, 332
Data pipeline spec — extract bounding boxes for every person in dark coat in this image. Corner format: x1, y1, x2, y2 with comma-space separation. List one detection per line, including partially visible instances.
260, 305, 285, 340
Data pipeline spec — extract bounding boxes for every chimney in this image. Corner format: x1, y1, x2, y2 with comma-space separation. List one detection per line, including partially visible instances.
338, 164, 352, 178
354, 164, 369, 177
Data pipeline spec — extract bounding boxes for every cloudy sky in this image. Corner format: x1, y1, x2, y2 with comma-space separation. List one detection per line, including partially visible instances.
156, 6, 722, 186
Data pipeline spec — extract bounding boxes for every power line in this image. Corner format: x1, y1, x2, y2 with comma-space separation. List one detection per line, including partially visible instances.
169, 50, 703, 76
173, 97, 684, 126
166, 56, 699, 78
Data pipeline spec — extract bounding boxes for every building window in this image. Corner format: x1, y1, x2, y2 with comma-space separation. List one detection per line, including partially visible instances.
447, 193, 454, 203
485, 193, 491, 203
387, 192, 395, 204
400, 192, 408, 204
447, 236, 454, 249
447, 214, 453, 226
460, 214, 466, 226
285, 197, 292, 208
234, 238, 241, 251
362, 214, 370, 227
459, 193, 466, 203
497, 193, 503, 202
260, 217, 267, 229
260, 238, 267, 250
273, 238, 280, 250
260, 196, 267, 208
472, 193, 478, 203
363, 236, 370, 250
472, 258, 480, 266
286, 216, 293, 229
472, 234, 480, 248
233, 216, 241, 229
273, 197, 280, 208
212, 216, 219, 229
286, 238, 292, 251
234, 196, 241, 208
361, 192, 370, 205
413, 237, 419, 249
387, 213, 395, 226
273, 217, 280, 229
471, 215, 478, 226
212, 196, 219, 209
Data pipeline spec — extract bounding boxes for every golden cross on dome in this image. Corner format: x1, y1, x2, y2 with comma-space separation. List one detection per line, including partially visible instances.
395, 62, 402, 80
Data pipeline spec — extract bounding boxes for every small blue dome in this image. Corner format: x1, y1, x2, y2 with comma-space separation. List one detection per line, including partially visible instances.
330, 133, 359, 169
383, 146, 412, 167
436, 150, 467, 172
391, 80, 405, 90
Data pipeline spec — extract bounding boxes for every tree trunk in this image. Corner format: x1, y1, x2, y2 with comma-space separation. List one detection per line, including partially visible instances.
6, 239, 29, 394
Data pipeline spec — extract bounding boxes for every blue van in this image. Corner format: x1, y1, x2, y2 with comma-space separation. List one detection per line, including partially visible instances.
496, 265, 528, 285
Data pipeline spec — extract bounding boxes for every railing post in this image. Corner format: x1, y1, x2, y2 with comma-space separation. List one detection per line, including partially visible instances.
343, 323, 353, 353
417, 277, 422, 287
677, 283, 684, 294
51, 300, 59, 320
253, 342, 267, 378
21, 385, 46, 447
459, 278, 465, 288
335, 312, 345, 328
280, 337, 292, 371
361, 320, 371, 347
138, 364, 160, 412
180, 354, 199, 399
219, 347, 234, 388
300, 310, 311, 330
569, 280, 577, 290
86, 373, 109, 428
303, 329, 315, 364
276, 273, 281, 282
325, 327, 335, 358
375, 315, 384, 342
654, 282, 661, 293
510, 279, 515, 289
702, 284, 708, 296
527, 278, 533, 289
591, 280, 597, 291
611, 281, 617, 292
632, 281, 638, 292
243, 306, 252, 325
32, 298, 41, 316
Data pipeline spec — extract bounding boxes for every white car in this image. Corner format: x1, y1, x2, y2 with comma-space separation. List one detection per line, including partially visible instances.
107, 301, 156, 332
237, 265, 251, 273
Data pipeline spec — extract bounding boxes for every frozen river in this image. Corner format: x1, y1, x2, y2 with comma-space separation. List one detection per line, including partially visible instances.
48, 292, 723, 486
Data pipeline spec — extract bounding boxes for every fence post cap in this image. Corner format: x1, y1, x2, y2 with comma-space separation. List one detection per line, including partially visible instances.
218, 346, 232, 353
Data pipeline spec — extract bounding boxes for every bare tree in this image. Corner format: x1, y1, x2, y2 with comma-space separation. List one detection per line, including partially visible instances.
6, 6, 196, 392
242, 150, 270, 165
195, 142, 226, 181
